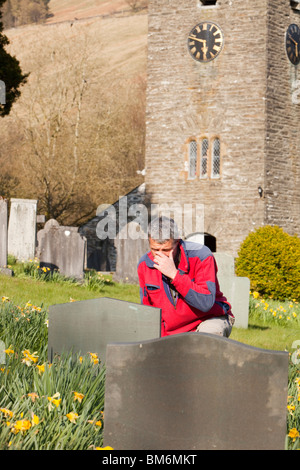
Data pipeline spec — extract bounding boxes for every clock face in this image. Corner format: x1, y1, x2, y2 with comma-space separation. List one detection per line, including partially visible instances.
285, 24, 300, 65
187, 22, 224, 63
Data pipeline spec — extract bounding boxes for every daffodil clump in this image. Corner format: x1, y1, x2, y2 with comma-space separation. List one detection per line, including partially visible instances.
0, 299, 107, 450
250, 291, 300, 326
14, 258, 112, 292
1, 295, 300, 449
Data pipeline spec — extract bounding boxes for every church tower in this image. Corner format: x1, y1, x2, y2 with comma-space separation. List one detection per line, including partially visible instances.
144, 0, 300, 254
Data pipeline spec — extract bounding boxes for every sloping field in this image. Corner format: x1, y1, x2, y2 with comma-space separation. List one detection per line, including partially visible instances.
5, 12, 147, 96
47, 0, 133, 23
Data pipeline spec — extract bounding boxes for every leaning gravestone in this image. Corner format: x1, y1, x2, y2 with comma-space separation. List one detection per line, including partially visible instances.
48, 297, 161, 363
103, 333, 289, 450
7, 198, 37, 261
0, 198, 8, 267
114, 221, 149, 284
37, 219, 87, 279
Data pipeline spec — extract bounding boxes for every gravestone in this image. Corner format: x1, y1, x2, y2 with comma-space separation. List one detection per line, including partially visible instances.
114, 221, 149, 283
103, 333, 289, 450
7, 198, 37, 261
0, 198, 8, 267
214, 252, 235, 277
36, 219, 87, 279
218, 275, 250, 329
48, 297, 161, 363
0, 340, 5, 365
214, 252, 250, 329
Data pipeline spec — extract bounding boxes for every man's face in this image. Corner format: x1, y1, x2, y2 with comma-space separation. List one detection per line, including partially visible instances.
149, 238, 178, 259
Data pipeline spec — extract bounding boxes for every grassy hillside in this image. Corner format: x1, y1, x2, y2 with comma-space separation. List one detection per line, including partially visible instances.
5, 9, 147, 83
47, 0, 131, 23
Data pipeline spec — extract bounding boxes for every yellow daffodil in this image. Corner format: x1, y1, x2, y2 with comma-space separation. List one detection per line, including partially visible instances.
21, 350, 38, 366
288, 428, 300, 441
88, 352, 99, 365
12, 419, 32, 434
66, 412, 79, 423
73, 391, 84, 403
0, 408, 13, 418
47, 392, 61, 409
95, 446, 114, 450
4, 346, 14, 356
31, 414, 39, 426
27, 392, 39, 402
36, 364, 45, 374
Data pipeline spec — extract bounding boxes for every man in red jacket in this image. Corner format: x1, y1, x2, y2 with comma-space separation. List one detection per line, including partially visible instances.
137, 216, 234, 337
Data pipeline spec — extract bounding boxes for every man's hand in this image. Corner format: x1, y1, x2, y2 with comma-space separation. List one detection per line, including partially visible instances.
153, 250, 178, 280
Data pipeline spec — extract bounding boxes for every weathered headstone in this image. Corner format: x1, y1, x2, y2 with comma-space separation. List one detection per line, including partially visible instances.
103, 333, 289, 450
0, 198, 8, 267
48, 297, 161, 363
114, 221, 149, 283
36, 219, 87, 279
218, 275, 250, 329
214, 252, 235, 277
0, 340, 5, 365
7, 198, 37, 261
214, 252, 250, 329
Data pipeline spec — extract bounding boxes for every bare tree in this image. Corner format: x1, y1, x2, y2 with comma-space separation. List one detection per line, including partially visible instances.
1, 23, 146, 225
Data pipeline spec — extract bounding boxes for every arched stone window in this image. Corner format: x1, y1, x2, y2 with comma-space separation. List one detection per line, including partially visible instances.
185, 135, 222, 180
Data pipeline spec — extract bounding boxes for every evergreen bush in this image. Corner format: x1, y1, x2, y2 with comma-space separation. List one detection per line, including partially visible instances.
235, 225, 300, 301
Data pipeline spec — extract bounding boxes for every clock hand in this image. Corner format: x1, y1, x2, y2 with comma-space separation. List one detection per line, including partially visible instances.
288, 33, 298, 45
188, 36, 207, 45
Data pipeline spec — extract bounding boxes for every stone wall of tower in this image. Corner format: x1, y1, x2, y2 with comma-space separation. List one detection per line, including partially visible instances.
265, 0, 300, 235
145, 0, 300, 255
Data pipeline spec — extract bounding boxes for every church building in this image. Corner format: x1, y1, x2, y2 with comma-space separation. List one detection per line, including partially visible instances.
144, 0, 300, 254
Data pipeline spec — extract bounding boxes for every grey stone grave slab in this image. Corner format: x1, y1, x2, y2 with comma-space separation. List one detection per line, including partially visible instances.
37, 219, 87, 279
8, 198, 37, 261
114, 221, 149, 284
0, 198, 8, 267
214, 252, 235, 277
214, 252, 250, 329
48, 297, 161, 363
103, 333, 289, 450
0, 340, 5, 365
218, 275, 250, 329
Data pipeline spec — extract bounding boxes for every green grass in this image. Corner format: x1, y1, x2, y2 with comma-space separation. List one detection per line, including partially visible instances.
2, 265, 300, 352
0, 273, 140, 308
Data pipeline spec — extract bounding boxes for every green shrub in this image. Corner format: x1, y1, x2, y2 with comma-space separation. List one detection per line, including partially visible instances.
235, 225, 300, 301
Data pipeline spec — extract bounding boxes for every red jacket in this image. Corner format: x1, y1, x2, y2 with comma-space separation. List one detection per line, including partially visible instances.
137, 240, 233, 337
